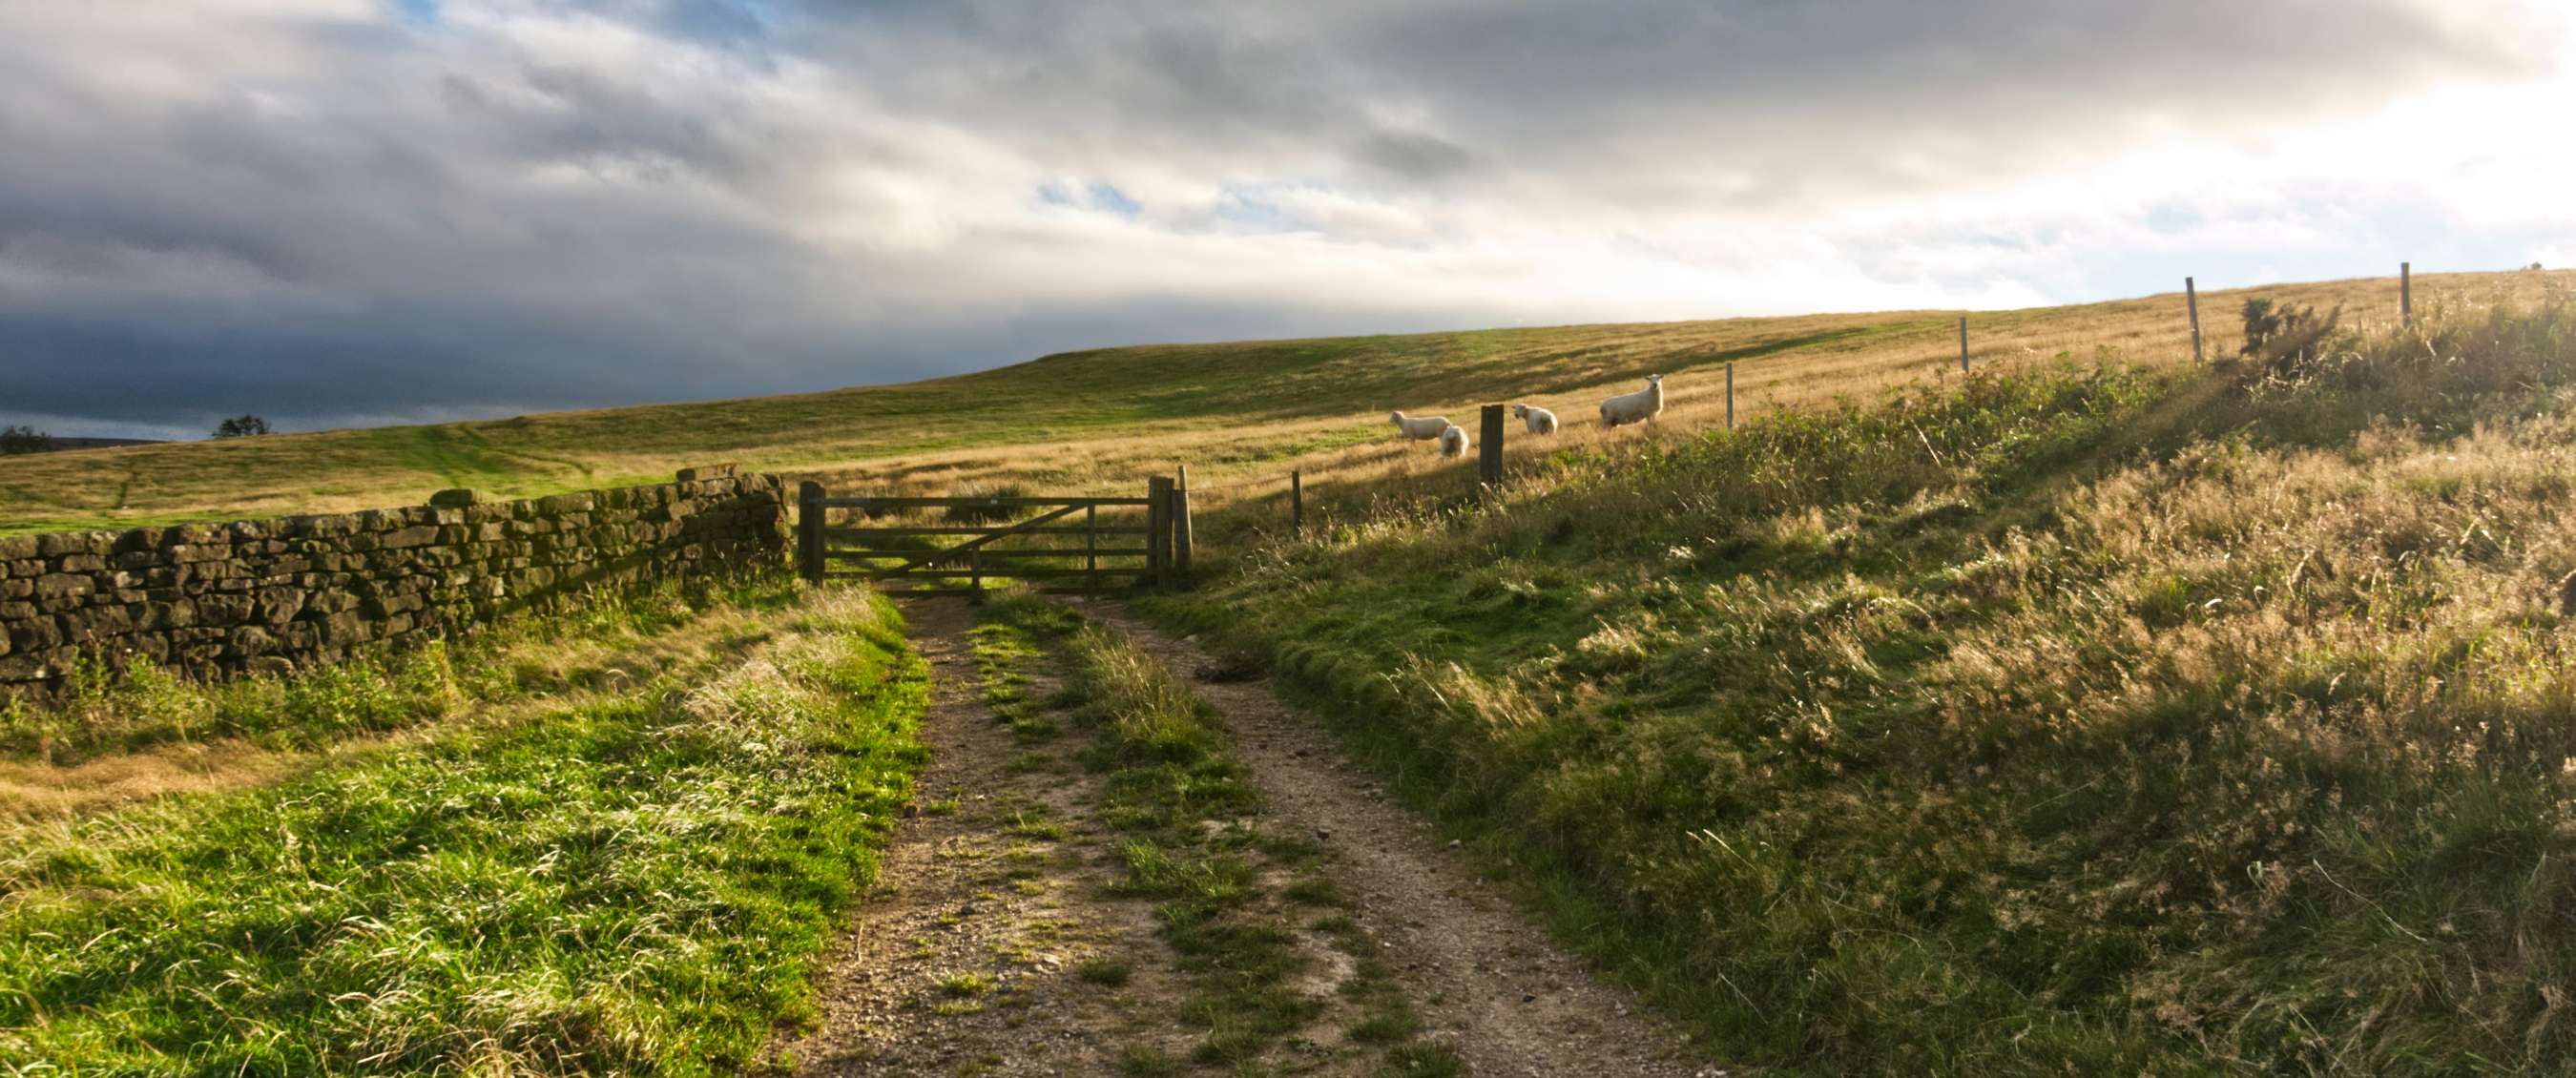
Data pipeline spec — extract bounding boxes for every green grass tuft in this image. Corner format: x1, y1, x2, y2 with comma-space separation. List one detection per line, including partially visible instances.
937, 971, 998, 997
1076, 958, 1133, 986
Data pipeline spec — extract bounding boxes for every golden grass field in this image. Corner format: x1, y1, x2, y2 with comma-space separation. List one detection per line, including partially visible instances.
0, 268, 2557, 535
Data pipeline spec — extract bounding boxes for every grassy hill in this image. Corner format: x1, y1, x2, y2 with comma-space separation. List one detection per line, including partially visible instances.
1146, 277, 2576, 1072
4, 270, 2545, 534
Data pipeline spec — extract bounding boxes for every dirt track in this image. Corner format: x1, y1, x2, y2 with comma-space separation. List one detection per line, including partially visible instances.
788, 598, 1716, 1076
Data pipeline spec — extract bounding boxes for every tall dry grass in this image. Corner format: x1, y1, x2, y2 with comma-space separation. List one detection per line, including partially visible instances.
1145, 280, 2576, 1072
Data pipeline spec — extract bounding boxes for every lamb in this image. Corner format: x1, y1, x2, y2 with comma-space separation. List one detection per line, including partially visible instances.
1389, 410, 1451, 440
1510, 404, 1560, 435
1597, 374, 1665, 428
1438, 424, 1470, 458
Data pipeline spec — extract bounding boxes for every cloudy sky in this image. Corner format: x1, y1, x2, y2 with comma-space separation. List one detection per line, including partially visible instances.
2, 0, 2570, 439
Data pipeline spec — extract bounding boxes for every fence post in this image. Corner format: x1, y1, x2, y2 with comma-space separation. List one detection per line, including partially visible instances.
797, 481, 823, 583
1726, 363, 1735, 429
1085, 503, 1098, 591
1290, 469, 1303, 536
1479, 404, 1505, 487
2186, 276, 2202, 363
1147, 476, 1173, 591
1958, 316, 1970, 374
969, 547, 983, 598
2401, 261, 2412, 327
1173, 466, 1194, 590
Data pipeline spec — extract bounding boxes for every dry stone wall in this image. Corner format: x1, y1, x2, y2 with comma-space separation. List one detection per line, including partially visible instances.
0, 466, 787, 701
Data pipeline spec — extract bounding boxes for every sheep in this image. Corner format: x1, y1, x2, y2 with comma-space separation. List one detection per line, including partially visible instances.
1438, 424, 1470, 458
1389, 410, 1451, 440
1597, 374, 1665, 428
1510, 404, 1559, 435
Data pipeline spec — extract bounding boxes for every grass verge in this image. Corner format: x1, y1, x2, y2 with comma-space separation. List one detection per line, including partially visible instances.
0, 587, 926, 1074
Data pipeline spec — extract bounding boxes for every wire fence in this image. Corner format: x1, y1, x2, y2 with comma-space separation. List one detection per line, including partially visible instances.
1186, 473, 1298, 493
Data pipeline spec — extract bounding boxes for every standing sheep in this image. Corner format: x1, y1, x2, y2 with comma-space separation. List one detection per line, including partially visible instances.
1389, 410, 1451, 440
1598, 374, 1665, 428
1438, 424, 1470, 458
1510, 404, 1559, 435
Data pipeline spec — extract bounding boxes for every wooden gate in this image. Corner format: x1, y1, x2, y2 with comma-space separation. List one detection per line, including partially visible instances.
795, 479, 1190, 596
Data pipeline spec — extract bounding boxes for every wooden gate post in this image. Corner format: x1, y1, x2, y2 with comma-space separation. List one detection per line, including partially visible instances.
1173, 466, 1195, 589
2186, 276, 2203, 363
2401, 261, 2413, 327
1958, 317, 1970, 374
1726, 363, 1735, 429
1479, 404, 1505, 487
1147, 476, 1173, 590
797, 481, 824, 583
1290, 469, 1303, 536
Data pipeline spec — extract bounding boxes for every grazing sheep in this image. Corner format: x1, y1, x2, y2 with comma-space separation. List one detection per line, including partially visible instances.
1598, 374, 1666, 428
1511, 404, 1560, 435
1389, 410, 1451, 440
1439, 424, 1470, 458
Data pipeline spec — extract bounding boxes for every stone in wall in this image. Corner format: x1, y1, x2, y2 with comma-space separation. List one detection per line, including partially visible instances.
0, 467, 790, 700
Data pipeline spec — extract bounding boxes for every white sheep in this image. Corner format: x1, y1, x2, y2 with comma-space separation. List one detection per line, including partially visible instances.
1389, 410, 1451, 440
1597, 374, 1665, 428
1510, 404, 1559, 435
1438, 424, 1470, 458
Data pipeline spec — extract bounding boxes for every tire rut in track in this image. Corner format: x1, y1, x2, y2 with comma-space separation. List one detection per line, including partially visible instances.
782, 599, 1190, 1075
1075, 601, 1718, 1078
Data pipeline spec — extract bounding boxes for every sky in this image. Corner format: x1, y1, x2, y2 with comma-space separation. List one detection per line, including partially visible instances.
1, 0, 2571, 440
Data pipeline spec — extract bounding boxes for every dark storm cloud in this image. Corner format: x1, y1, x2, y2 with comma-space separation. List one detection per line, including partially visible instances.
1355, 130, 1476, 183
0, 1, 2559, 439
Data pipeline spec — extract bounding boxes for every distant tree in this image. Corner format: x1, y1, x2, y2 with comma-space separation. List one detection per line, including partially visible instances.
0, 425, 54, 455
2533, 262, 2548, 272
213, 414, 273, 439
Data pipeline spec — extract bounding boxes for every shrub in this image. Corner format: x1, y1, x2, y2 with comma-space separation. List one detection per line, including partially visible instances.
2238, 297, 2345, 375
212, 414, 272, 438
